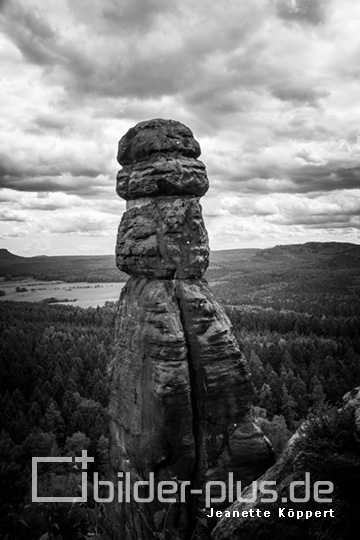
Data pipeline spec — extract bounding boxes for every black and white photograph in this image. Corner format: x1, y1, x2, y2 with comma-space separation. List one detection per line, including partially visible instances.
1, 1, 359, 539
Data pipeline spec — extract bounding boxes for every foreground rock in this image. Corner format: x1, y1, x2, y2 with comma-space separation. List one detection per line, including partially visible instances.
212, 389, 360, 540
108, 119, 274, 539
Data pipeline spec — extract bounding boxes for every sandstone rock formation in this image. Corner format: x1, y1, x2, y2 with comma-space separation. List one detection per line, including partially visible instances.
108, 119, 273, 539
212, 390, 360, 540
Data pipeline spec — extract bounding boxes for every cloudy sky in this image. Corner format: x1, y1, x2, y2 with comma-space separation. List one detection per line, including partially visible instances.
0, 0, 359, 256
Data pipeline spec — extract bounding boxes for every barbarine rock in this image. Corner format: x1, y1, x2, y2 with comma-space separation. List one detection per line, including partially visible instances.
108, 119, 274, 540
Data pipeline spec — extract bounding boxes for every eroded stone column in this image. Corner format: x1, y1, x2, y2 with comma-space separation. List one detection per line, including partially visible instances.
108, 119, 273, 539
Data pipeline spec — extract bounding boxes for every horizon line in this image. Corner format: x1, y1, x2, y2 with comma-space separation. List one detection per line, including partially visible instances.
1, 240, 359, 259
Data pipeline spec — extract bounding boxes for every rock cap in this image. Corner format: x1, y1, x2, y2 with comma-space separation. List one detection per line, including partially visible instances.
117, 118, 201, 165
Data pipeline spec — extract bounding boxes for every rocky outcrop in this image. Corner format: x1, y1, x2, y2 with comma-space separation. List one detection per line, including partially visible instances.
212, 390, 360, 540
108, 119, 273, 539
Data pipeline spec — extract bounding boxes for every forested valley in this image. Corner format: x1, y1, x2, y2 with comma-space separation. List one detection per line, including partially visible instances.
0, 303, 115, 539
1, 242, 360, 539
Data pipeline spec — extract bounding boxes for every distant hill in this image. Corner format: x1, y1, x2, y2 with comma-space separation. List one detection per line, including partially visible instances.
0, 249, 25, 264
206, 242, 360, 312
254, 242, 360, 268
0, 250, 126, 282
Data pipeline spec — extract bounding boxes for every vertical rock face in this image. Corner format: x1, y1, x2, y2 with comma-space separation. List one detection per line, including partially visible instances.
108, 119, 273, 539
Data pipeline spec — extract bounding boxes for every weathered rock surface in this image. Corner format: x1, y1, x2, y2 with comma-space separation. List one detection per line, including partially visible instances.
212, 391, 360, 540
109, 276, 273, 538
116, 196, 209, 279
117, 118, 201, 165
117, 157, 208, 200
175, 280, 272, 507
211, 429, 303, 540
108, 277, 195, 538
109, 119, 274, 539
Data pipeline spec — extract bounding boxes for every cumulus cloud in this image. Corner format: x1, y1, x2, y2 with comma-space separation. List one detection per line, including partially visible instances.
222, 190, 360, 234
0, 189, 84, 210
0, 0, 359, 254
41, 211, 118, 237
0, 208, 27, 222
0, 226, 29, 239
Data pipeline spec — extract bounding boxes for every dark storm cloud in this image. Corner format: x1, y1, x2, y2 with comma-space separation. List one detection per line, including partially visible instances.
275, 0, 327, 26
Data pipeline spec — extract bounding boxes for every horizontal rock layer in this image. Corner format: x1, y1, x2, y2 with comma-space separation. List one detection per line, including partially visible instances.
116, 196, 209, 279
116, 156, 209, 200
117, 118, 201, 166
